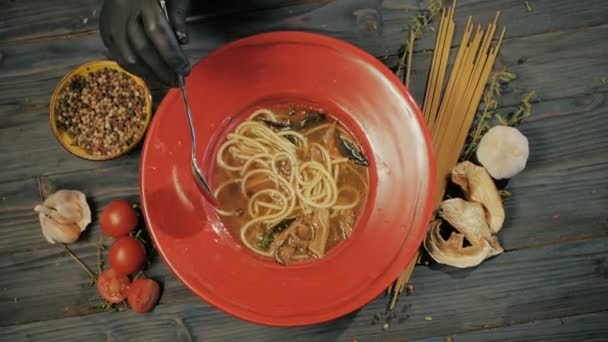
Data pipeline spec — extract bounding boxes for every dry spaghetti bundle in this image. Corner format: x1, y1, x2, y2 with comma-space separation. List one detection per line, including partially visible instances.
389, 1, 506, 308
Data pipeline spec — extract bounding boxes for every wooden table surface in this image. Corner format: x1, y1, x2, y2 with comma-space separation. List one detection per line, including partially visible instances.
1, 0, 607, 341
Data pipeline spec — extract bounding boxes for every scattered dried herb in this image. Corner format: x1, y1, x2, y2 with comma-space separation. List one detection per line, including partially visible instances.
96, 235, 105, 274
97, 299, 128, 312
601, 77, 608, 86
62, 244, 97, 284
406, 284, 414, 295
496, 90, 536, 127
524, 0, 533, 12
499, 190, 512, 200
462, 69, 517, 160
395, 0, 443, 83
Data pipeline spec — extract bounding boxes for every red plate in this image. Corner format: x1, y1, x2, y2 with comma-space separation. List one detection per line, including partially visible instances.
140, 31, 435, 326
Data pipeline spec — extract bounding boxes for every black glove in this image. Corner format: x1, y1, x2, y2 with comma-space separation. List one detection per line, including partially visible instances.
99, 0, 191, 86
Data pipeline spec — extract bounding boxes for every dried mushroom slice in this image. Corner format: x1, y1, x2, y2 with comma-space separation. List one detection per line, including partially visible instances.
424, 220, 503, 268
451, 161, 505, 233
437, 198, 501, 249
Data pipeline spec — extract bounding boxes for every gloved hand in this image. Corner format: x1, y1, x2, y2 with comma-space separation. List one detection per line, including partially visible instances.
99, 0, 191, 86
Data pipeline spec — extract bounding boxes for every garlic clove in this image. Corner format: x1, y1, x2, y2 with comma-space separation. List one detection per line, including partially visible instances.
34, 190, 91, 244
451, 161, 505, 233
476, 125, 529, 179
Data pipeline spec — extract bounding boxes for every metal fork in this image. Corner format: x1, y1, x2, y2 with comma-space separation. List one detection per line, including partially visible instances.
160, 0, 218, 207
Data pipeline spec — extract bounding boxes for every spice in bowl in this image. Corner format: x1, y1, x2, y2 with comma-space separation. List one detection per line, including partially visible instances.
53, 65, 150, 159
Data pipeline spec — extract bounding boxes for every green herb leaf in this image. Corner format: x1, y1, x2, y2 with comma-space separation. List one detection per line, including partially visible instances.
259, 218, 297, 250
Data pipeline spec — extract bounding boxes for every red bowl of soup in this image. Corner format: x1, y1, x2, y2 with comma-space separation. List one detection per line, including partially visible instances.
140, 31, 435, 326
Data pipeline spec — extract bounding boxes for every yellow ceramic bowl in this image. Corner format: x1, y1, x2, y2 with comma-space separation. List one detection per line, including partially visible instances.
50, 60, 153, 160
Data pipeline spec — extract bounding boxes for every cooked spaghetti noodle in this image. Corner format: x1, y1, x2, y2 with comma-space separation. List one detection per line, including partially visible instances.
213, 106, 369, 264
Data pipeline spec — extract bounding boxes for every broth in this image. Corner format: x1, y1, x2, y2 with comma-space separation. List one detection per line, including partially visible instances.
213, 104, 369, 265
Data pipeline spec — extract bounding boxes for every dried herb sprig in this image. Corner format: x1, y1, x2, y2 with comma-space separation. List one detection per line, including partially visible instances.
499, 190, 512, 200
395, 0, 443, 83
62, 244, 97, 284
524, 0, 533, 12
462, 69, 517, 160
97, 299, 128, 312
96, 235, 105, 274
496, 90, 536, 127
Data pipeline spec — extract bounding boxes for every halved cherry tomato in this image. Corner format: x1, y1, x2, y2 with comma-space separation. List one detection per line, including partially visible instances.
127, 278, 161, 314
109, 236, 146, 275
97, 268, 130, 303
100, 199, 138, 237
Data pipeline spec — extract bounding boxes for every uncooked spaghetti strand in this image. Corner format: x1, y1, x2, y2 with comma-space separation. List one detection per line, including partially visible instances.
428, 4, 456, 129
431, 19, 475, 141
423, 8, 447, 121
455, 18, 498, 139
455, 27, 506, 154
405, 31, 415, 88
435, 16, 473, 132
433, 24, 483, 151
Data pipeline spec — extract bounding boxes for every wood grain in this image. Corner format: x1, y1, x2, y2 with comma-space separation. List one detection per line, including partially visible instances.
3, 0, 608, 105
412, 311, 608, 342
3, 0, 607, 50
1, 237, 607, 340
0, 90, 606, 256
0, 178, 41, 254
0, 0, 336, 43
403, 23, 608, 107
1, 24, 607, 183
1, 0, 608, 339
0, 163, 140, 255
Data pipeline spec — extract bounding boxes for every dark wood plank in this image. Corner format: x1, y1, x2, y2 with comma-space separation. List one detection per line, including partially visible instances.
3, 0, 608, 105
2, 237, 607, 340
3, 0, 607, 52
500, 92, 608, 248
0, 178, 41, 254
0, 0, 99, 42
1, 23, 607, 183
413, 311, 608, 342
0, 162, 140, 255
404, 23, 608, 106
1, 90, 606, 255
0, 0, 332, 43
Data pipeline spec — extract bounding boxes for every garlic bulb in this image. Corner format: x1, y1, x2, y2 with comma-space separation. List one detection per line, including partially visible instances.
34, 190, 91, 244
476, 125, 529, 179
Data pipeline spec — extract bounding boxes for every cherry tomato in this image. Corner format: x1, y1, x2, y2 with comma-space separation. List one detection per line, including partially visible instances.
109, 236, 147, 275
97, 268, 130, 303
127, 278, 161, 314
100, 199, 138, 237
